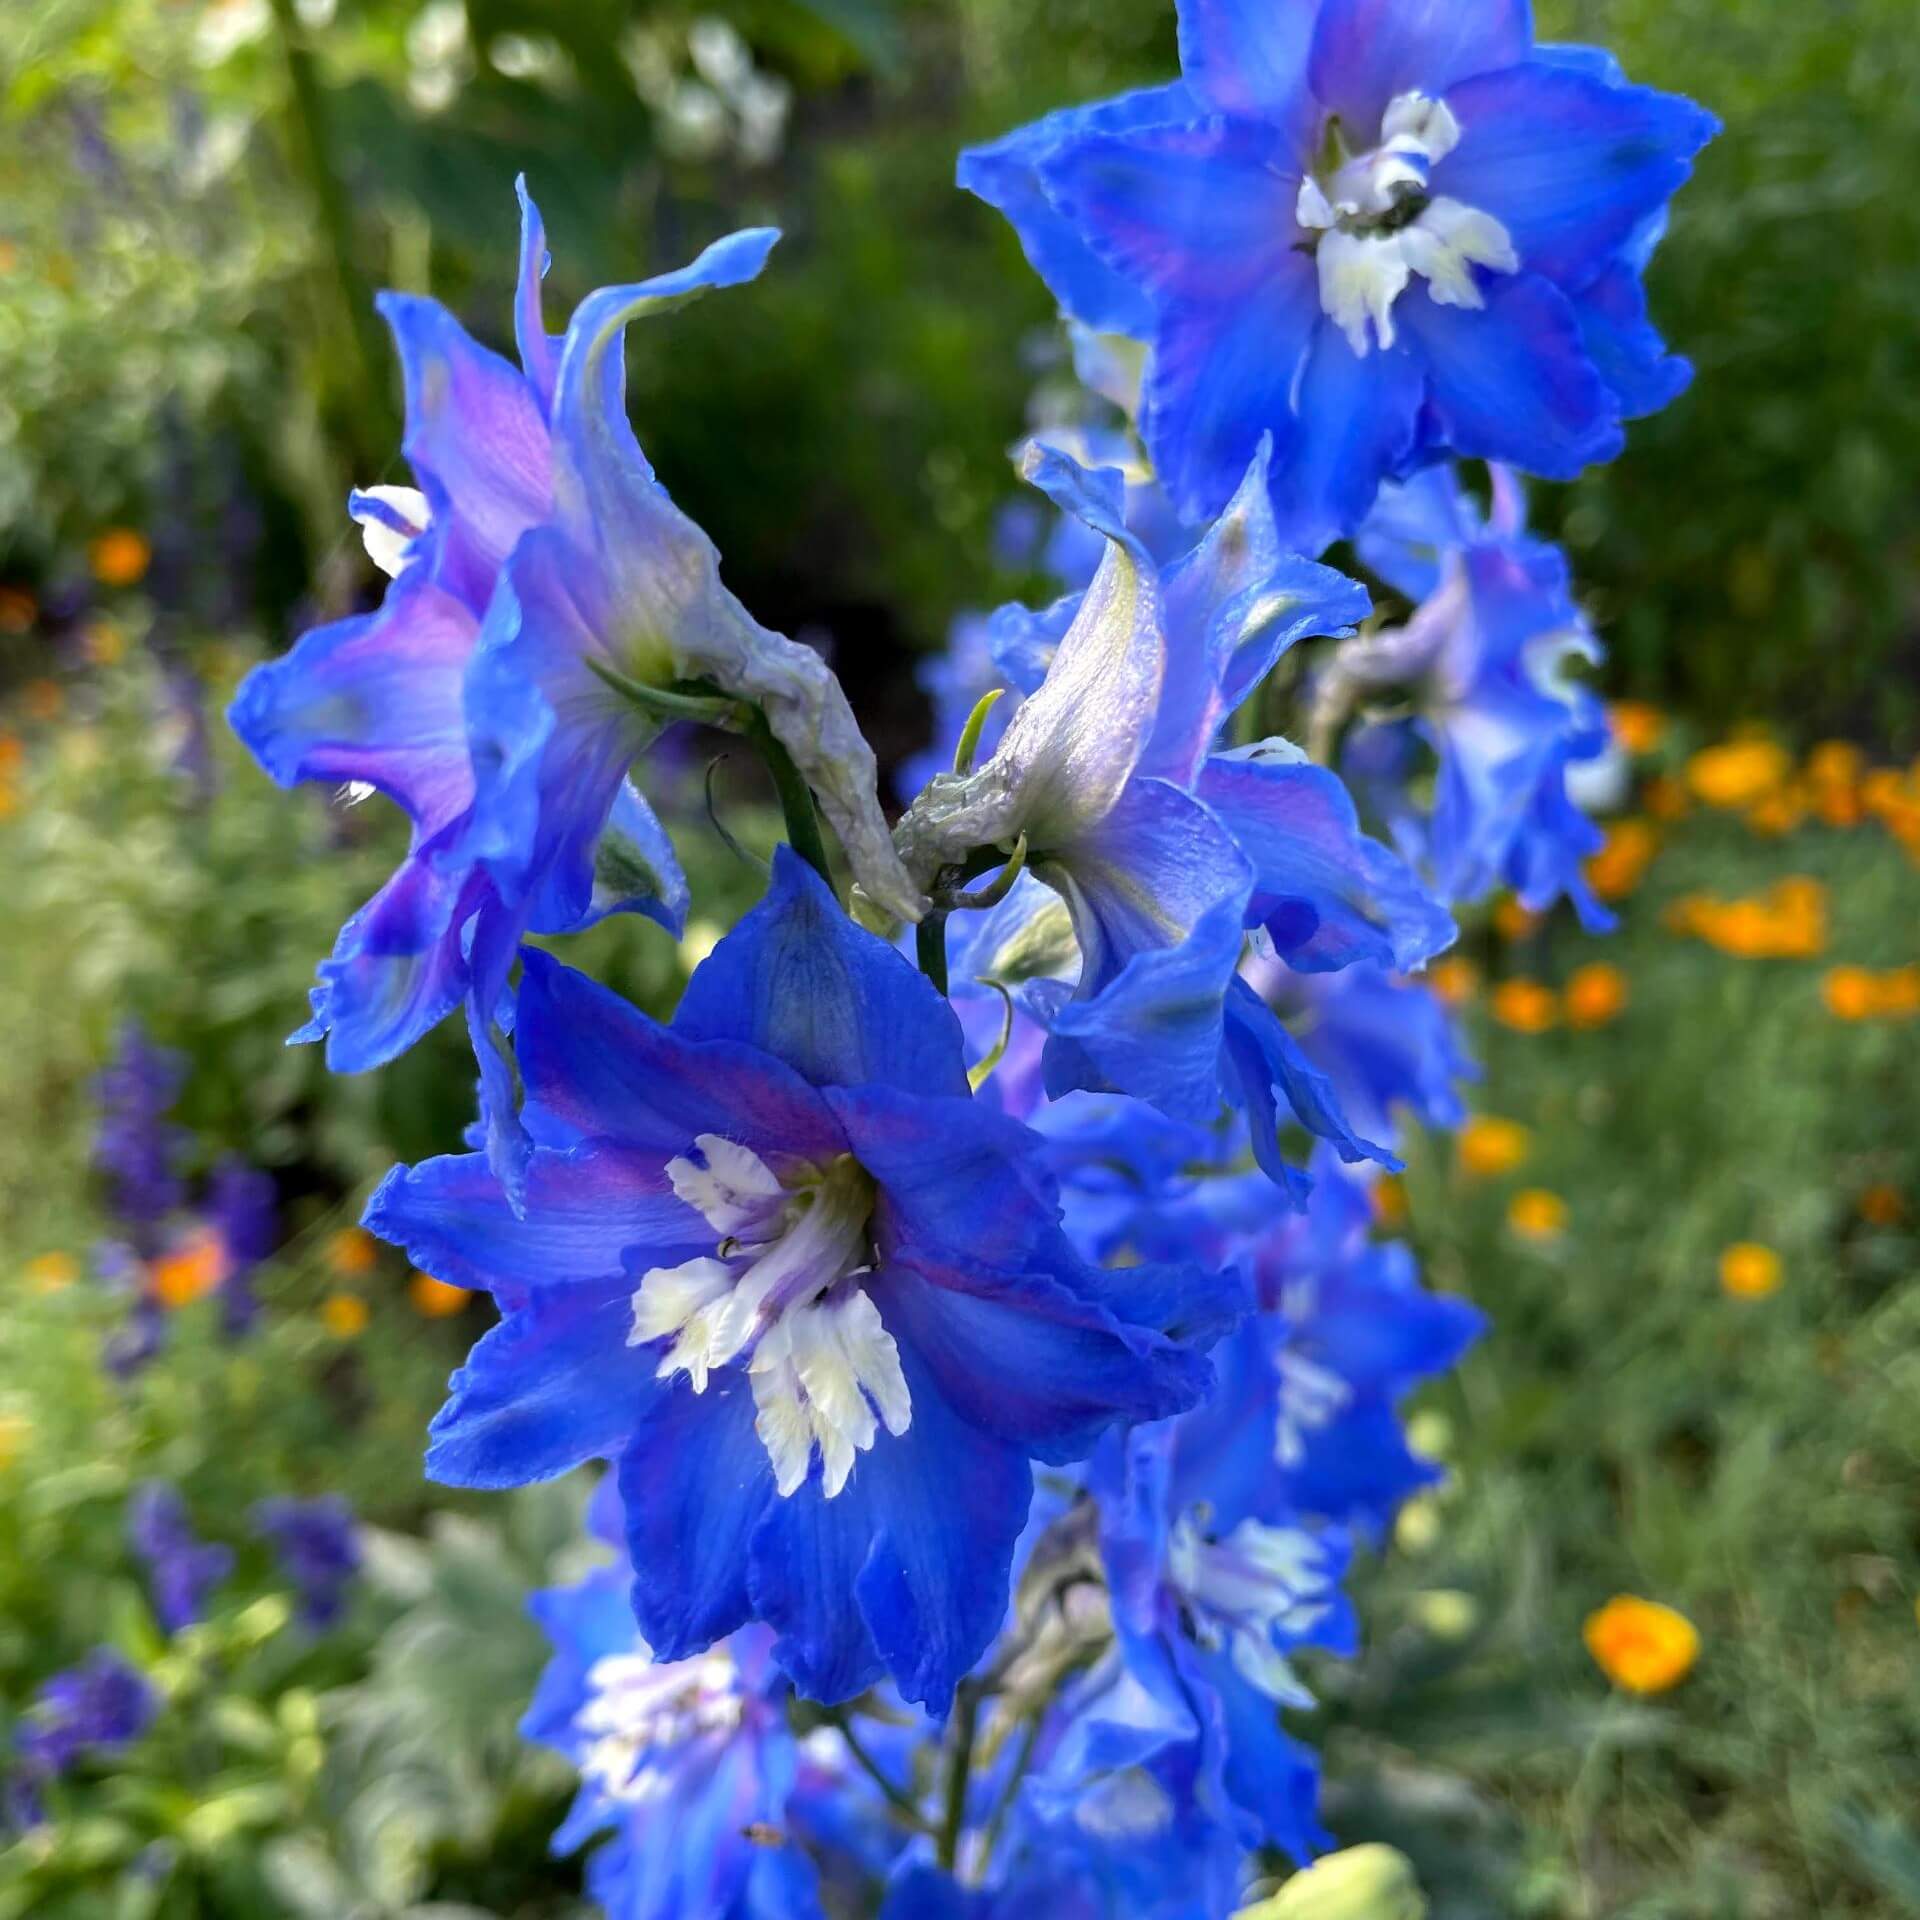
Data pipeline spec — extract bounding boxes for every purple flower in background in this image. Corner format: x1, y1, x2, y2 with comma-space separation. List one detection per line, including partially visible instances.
962, 0, 1716, 550
127, 1484, 233, 1633
92, 1022, 187, 1255
207, 1157, 277, 1337
253, 1496, 361, 1629
102, 1296, 166, 1382
10, 1650, 157, 1814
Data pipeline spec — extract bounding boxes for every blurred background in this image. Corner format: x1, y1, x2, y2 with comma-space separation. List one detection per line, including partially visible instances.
1, 1, 1917, 1915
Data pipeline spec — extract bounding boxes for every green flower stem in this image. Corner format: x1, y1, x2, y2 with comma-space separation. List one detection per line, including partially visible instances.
916, 907, 952, 995
738, 704, 834, 890
937, 1680, 981, 1872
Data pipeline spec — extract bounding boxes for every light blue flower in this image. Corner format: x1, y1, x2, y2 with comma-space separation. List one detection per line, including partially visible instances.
962, 0, 1716, 549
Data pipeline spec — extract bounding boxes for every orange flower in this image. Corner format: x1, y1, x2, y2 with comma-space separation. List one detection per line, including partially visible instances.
1369, 1175, 1408, 1229
1744, 787, 1806, 838
1671, 878, 1826, 960
1806, 740, 1864, 790
1858, 1185, 1906, 1228
1584, 1596, 1699, 1694
1876, 966, 1920, 1019
0, 735, 21, 779
151, 1225, 230, 1309
324, 1227, 379, 1277
1584, 818, 1657, 901
24, 1250, 77, 1293
1643, 772, 1690, 821
1823, 966, 1880, 1021
1719, 1241, 1781, 1299
409, 1271, 472, 1318
1458, 1116, 1531, 1179
22, 679, 62, 723
1608, 701, 1666, 756
321, 1293, 370, 1338
1687, 739, 1790, 810
88, 529, 151, 589
1563, 961, 1627, 1030
0, 588, 35, 634
1490, 978, 1558, 1034
1493, 897, 1541, 942
1427, 955, 1479, 1007
1507, 1188, 1567, 1242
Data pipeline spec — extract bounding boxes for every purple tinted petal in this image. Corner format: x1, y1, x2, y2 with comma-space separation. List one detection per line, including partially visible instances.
426, 1280, 666, 1487
1398, 276, 1622, 478
376, 291, 551, 613
1308, 0, 1534, 136
1037, 118, 1303, 313
1176, 0, 1317, 131
228, 579, 477, 832
881, 1258, 1214, 1466
513, 176, 562, 414
1197, 752, 1455, 971
515, 948, 844, 1159
674, 850, 970, 1097
364, 1139, 702, 1295
1434, 64, 1718, 290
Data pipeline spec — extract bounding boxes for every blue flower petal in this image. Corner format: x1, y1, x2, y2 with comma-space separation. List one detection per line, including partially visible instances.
425, 1280, 665, 1487
1434, 63, 1719, 290
1307, 0, 1534, 137
1398, 275, 1623, 479
957, 85, 1198, 334
674, 849, 970, 1097
1198, 750, 1455, 972
1176, 0, 1317, 130
1569, 257, 1693, 418
513, 176, 562, 414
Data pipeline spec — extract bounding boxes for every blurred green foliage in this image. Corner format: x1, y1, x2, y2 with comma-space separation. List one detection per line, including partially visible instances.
2, 0, 1916, 751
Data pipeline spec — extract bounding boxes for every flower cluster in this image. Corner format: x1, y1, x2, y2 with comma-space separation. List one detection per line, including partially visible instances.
231, 1, 1711, 1905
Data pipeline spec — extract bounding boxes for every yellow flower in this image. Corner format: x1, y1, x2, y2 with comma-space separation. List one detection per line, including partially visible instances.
24, 1250, 77, 1293
1584, 818, 1657, 901
1457, 1116, 1531, 1179
1687, 739, 1790, 810
1490, 978, 1558, 1034
1806, 740, 1864, 790
1584, 1595, 1699, 1694
81, 619, 126, 668
88, 528, 151, 589
1858, 1184, 1905, 1228
324, 1227, 379, 1278
1719, 1241, 1781, 1299
1426, 956, 1479, 1007
321, 1293, 370, 1338
0, 1412, 29, 1472
1507, 1188, 1567, 1242
1822, 966, 1880, 1021
1492, 896, 1541, 942
1369, 1175, 1408, 1229
1563, 961, 1628, 1030
409, 1271, 472, 1318
1608, 701, 1666, 756
151, 1225, 230, 1309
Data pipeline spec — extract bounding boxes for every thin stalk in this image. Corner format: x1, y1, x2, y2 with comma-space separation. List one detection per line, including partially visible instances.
977, 1714, 1041, 1870
739, 705, 833, 888
916, 909, 951, 995
825, 1709, 934, 1835
937, 1682, 980, 1872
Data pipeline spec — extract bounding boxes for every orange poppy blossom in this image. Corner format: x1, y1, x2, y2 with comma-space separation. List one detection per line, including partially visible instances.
88, 528, 151, 588
1490, 978, 1559, 1034
1507, 1188, 1568, 1242
1584, 817, 1658, 901
1719, 1242, 1782, 1299
1563, 961, 1628, 1029
409, 1271, 473, 1318
1457, 1116, 1532, 1179
1584, 1596, 1699, 1693
1686, 738, 1790, 810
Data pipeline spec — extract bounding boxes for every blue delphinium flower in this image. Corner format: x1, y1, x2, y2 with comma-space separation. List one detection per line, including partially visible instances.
366, 849, 1227, 1713
1167, 1149, 1485, 1538
525, 1558, 825, 1919
207, 1156, 277, 1337
906, 444, 1451, 1199
127, 1483, 233, 1633
1337, 465, 1617, 927
253, 1496, 361, 1629
961, 0, 1716, 550
9, 1649, 157, 1823
92, 1021, 187, 1255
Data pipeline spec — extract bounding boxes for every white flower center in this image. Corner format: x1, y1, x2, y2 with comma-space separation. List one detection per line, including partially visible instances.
629, 1135, 910, 1499
1167, 1513, 1340, 1704
1296, 91, 1518, 357
349, 484, 431, 579
575, 1648, 744, 1804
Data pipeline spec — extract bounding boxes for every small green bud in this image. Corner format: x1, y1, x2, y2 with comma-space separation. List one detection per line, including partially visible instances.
1236, 1845, 1428, 1920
